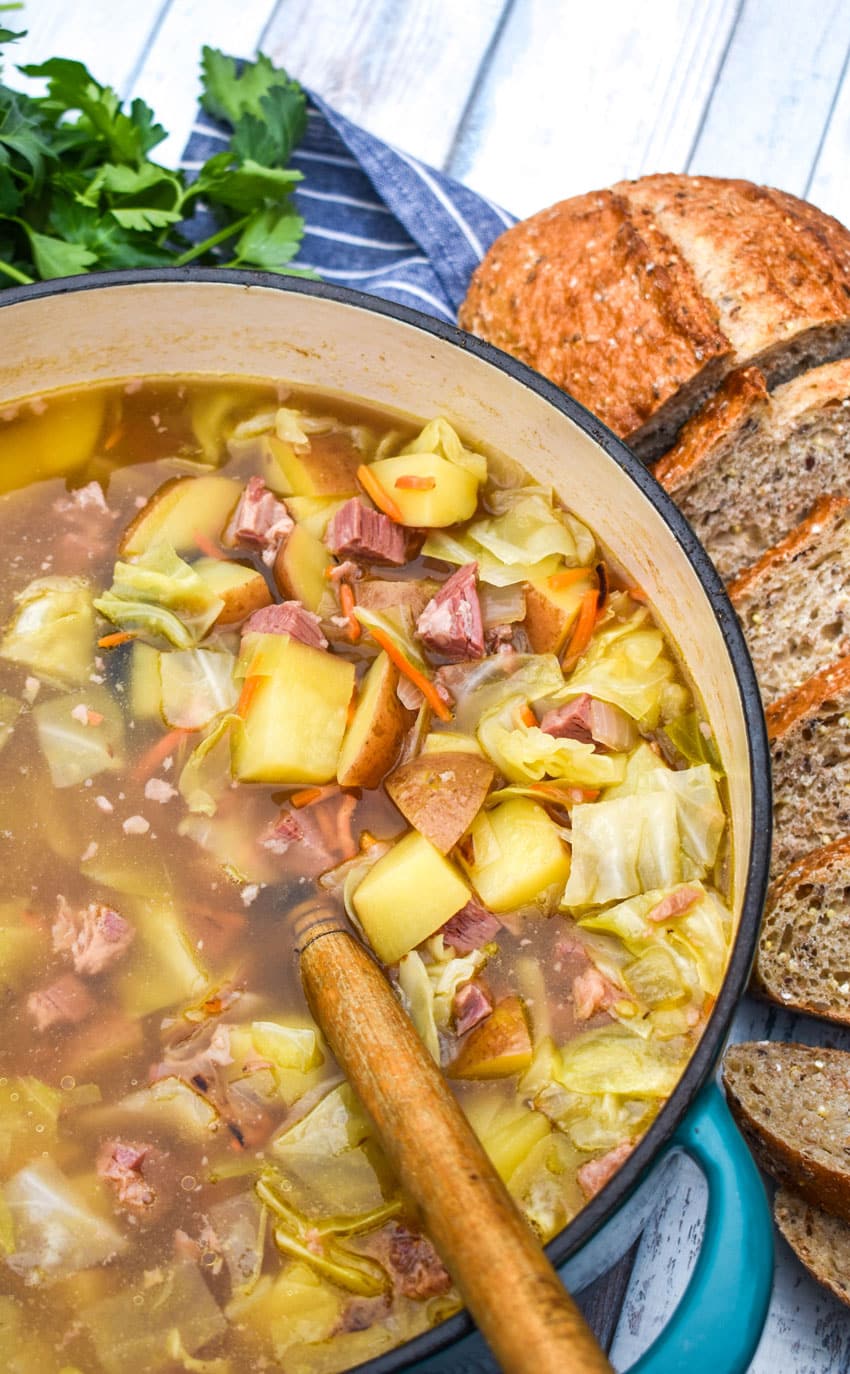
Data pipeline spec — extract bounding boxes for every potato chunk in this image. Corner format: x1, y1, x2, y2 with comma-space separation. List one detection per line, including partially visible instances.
337, 651, 408, 788
460, 798, 570, 911
256, 432, 361, 497
367, 454, 479, 527
352, 832, 471, 964
386, 751, 495, 853
120, 475, 242, 557
524, 570, 595, 655
232, 636, 355, 784
449, 996, 533, 1079
273, 522, 330, 613
193, 557, 272, 624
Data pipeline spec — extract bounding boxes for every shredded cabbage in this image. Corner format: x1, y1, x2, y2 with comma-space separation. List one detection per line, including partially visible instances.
4, 1158, 126, 1281
94, 542, 223, 648
556, 594, 677, 728
477, 711, 627, 787
178, 714, 240, 816
33, 685, 125, 788
397, 951, 440, 1062
160, 648, 239, 730
352, 602, 427, 673
563, 758, 725, 908
82, 1262, 226, 1374
422, 491, 590, 587
0, 575, 95, 686
659, 709, 724, 778
271, 1084, 371, 1160
556, 1025, 687, 1098
535, 1080, 658, 1153
450, 653, 565, 733
402, 416, 487, 483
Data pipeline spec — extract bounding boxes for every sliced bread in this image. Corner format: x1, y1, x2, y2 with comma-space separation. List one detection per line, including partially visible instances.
755, 836, 850, 1019
774, 1187, 850, 1308
722, 1041, 850, 1224
655, 359, 850, 581
767, 657, 850, 876
728, 495, 850, 701
459, 175, 850, 459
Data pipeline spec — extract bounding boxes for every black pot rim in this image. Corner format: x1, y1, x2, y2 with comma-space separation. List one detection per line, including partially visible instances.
0, 267, 773, 1369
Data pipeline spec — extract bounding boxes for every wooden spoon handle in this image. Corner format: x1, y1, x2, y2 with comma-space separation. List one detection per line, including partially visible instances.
294, 899, 613, 1374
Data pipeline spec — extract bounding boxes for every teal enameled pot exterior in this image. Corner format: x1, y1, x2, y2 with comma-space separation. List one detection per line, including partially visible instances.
0, 270, 774, 1374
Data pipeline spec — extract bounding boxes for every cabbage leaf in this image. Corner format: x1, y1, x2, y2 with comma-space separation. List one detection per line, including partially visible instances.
4, 1158, 126, 1281
402, 416, 487, 483
160, 647, 239, 729
477, 712, 627, 787
397, 951, 440, 1062
0, 575, 95, 686
94, 542, 223, 648
556, 594, 678, 729
33, 685, 125, 788
422, 490, 592, 587
556, 1025, 687, 1098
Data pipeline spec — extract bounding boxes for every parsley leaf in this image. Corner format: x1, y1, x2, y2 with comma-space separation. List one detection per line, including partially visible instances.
0, 35, 312, 287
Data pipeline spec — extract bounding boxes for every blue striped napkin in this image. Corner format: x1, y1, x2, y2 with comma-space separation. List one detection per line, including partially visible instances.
181, 92, 516, 321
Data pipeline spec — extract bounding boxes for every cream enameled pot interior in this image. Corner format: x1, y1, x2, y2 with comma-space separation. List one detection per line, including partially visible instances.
0, 278, 754, 931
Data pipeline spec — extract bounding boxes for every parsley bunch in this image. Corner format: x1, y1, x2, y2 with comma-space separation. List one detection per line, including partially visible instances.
0, 31, 313, 287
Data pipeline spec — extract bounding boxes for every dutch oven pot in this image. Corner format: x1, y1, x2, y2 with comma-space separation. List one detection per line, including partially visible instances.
0, 270, 774, 1374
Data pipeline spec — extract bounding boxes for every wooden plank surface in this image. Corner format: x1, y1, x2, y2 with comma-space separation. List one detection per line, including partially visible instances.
686, 0, 850, 196
262, 0, 510, 169
448, 0, 740, 216
6, 2, 850, 1367
124, 0, 275, 165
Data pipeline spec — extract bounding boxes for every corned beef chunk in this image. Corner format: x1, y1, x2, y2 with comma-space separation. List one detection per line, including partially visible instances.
577, 1141, 634, 1200
97, 1140, 156, 1210
417, 563, 484, 661
225, 476, 293, 564
327, 498, 406, 566
27, 974, 95, 1031
453, 981, 493, 1036
242, 600, 328, 650
52, 896, 135, 976
440, 898, 501, 953
539, 695, 636, 753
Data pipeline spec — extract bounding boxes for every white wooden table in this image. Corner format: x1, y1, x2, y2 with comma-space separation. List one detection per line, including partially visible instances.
9, 2, 850, 1368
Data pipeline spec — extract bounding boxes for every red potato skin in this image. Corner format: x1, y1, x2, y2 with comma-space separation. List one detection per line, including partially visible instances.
385, 751, 496, 854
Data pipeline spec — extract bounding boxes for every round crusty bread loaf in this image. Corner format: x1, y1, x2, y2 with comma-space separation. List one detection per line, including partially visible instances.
723, 1042, 850, 1224
774, 1188, 850, 1308
654, 359, 850, 582
459, 175, 850, 460
755, 836, 850, 1021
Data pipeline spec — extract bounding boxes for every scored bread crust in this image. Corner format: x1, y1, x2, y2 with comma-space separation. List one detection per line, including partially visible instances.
723, 1042, 850, 1225
766, 655, 850, 742
654, 366, 769, 493
458, 189, 731, 453
754, 834, 850, 1020
728, 493, 850, 603
460, 175, 850, 459
654, 359, 850, 581
774, 1188, 850, 1308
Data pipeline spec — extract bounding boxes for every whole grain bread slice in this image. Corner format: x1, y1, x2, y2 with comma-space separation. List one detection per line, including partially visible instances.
655, 359, 850, 581
767, 657, 850, 876
774, 1187, 850, 1307
728, 495, 850, 701
459, 175, 850, 459
755, 836, 850, 1018
723, 1042, 850, 1224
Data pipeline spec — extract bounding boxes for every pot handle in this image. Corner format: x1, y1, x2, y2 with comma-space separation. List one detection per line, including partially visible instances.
619, 1080, 773, 1374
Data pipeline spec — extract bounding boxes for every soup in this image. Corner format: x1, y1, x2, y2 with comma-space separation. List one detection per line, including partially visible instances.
0, 380, 731, 1373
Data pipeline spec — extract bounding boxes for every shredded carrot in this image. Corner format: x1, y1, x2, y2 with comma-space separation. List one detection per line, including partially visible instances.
324, 564, 337, 580
394, 474, 435, 491
103, 422, 125, 451
97, 630, 138, 649
547, 567, 591, 592
515, 703, 537, 729
625, 583, 648, 603
356, 464, 405, 523
86, 710, 104, 727
367, 624, 452, 722
236, 674, 263, 719
133, 727, 191, 781
561, 589, 599, 672
346, 693, 358, 728
193, 529, 226, 561
339, 583, 361, 641
291, 786, 325, 809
